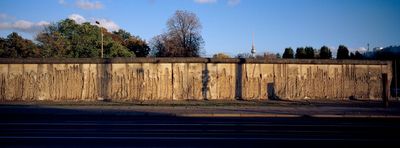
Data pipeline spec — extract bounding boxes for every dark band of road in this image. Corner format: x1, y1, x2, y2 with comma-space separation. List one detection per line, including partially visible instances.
1, 115, 400, 147
1, 104, 400, 147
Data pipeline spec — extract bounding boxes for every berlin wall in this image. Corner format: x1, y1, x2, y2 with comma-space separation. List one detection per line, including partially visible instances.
0, 58, 392, 101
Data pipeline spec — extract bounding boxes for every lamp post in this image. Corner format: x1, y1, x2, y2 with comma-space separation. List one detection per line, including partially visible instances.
96, 21, 104, 58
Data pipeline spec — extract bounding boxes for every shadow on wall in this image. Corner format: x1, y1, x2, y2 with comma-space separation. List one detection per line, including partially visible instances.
267, 83, 281, 100
235, 59, 244, 100
202, 64, 209, 100
98, 59, 111, 101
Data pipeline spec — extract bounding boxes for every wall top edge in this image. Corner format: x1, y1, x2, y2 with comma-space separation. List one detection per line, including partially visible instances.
0, 58, 391, 65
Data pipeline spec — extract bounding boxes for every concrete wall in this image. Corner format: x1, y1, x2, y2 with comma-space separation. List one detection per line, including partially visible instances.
0, 58, 391, 101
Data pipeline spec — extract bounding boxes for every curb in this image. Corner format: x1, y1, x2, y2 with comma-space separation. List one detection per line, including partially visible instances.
179, 113, 301, 118
179, 113, 400, 119
1, 112, 400, 118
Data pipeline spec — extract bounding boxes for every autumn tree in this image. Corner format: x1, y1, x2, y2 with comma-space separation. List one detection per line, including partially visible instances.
112, 29, 150, 57
0, 32, 39, 58
123, 37, 150, 57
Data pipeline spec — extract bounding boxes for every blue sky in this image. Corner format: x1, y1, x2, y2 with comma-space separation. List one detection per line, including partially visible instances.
1, 0, 399, 57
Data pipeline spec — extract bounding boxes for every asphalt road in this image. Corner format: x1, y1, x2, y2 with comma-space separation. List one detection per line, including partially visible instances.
1, 105, 400, 147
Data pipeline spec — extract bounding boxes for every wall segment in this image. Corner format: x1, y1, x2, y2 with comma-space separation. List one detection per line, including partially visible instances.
0, 58, 391, 101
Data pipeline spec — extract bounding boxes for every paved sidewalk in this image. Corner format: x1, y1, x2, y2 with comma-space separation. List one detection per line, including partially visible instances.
1, 100, 400, 118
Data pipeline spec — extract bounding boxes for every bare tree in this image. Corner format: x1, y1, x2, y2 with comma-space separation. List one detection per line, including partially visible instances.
151, 10, 204, 57
149, 35, 166, 57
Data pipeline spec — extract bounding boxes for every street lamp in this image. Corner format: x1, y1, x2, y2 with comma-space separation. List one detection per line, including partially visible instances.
96, 21, 104, 58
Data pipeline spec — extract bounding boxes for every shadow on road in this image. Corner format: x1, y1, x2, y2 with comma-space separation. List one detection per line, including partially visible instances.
1, 104, 400, 147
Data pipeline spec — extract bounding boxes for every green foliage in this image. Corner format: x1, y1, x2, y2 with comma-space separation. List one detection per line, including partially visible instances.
111, 29, 150, 57
35, 19, 144, 58
304, 46, 315, 59
295, 47, 306, 59
213, 53, 231, 58
0, 32, 39, 58
374, 46, 400, 60
350, 52, 355, 59
319, 46, 332, 59
123, 37, 150, 57
282, 47, 294, 59
104, 40, 134, 57
354, 51, 363, 59
337, 45, 349, 59
350, 51, 363, 59
112, 29, 131, 40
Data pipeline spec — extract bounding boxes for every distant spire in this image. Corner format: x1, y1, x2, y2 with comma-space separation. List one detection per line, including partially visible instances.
251, 32, 256, 58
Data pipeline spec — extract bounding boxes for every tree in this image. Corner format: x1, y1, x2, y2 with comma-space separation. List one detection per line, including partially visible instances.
123, 37, 150, 57
151, 10, 204, 57
213, 53, 231, 58
263, 52, 280, 59
36, 19, 135, 58
149, 35, 167, 57
276, 53, 281, 59
350, 52, 355, 59
0, 37, 5, 56
337, 45, 349, 59
236, 53, 252, 58
0, 32, 39, 58
282, 47, 294, 59
104, 41, 133, 57
112, 29, 131, 40
36, 29, 71, 58
295, 47, 306, 59
111, 29, 150, 57
354, 51, 364, 59
305, 46, 315, 59
319, 46, 332, 59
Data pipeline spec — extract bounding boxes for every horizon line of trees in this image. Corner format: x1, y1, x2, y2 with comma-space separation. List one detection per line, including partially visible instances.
281, 45, 365, 60
1, 28, 398, 61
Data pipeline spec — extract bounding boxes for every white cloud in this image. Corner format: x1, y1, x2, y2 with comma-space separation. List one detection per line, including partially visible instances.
68, 14, 120, 31
37, 21, 50, 26
94, 19, 120, 32
75, 0, 103, 10
59, 0, 66, 5
227, 0, 240, 6
68, 13, 86, 24
0, 13, 15, 20
0, 13, 8, 19
194, 0, 217, 4
0, 20, 50, 33
356, 47, 367, 53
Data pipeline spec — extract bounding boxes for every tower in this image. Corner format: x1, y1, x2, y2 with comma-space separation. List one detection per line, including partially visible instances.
251, 32, 256, 58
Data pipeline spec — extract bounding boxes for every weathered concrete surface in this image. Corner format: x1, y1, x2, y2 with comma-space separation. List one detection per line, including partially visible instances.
0, 58, 392, 101
244, 64, 389, 100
